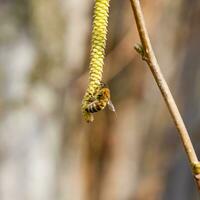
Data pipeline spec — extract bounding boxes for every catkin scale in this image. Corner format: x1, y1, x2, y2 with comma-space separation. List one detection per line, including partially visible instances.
81, 0, 110, 122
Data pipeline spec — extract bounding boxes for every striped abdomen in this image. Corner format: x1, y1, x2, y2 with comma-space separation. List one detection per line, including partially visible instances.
86, 100, 107, 113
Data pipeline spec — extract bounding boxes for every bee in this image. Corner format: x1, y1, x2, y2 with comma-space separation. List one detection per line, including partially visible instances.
85, 82, 116, 115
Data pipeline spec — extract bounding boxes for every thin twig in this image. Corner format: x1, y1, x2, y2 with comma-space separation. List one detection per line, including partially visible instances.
129, 0, 200, 190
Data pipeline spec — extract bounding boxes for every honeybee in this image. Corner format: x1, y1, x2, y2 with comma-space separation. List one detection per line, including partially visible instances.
85, 82, 116, 114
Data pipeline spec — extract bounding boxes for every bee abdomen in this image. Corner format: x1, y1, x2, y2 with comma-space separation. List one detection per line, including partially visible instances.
86, 101, 106, 113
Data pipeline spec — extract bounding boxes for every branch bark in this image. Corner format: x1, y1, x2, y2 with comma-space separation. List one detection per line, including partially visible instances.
129, 0, 200, 191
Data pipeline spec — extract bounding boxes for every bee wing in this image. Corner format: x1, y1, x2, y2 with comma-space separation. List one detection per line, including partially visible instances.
108, 100, 117, 118
107, 100, 116, 112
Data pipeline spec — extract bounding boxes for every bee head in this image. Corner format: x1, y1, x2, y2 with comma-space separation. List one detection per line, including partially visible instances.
100, 81, 108, 88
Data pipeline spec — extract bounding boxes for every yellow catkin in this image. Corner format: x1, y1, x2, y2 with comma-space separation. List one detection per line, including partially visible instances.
81, 0, 110, 122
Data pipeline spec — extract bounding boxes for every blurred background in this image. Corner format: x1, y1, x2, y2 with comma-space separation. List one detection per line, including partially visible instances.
0, 0, 200, 199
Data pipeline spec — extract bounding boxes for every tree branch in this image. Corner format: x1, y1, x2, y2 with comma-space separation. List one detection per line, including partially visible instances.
129, 0, 200, 191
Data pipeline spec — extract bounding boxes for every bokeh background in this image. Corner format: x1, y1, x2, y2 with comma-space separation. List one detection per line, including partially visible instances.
0, 0, 200, 199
